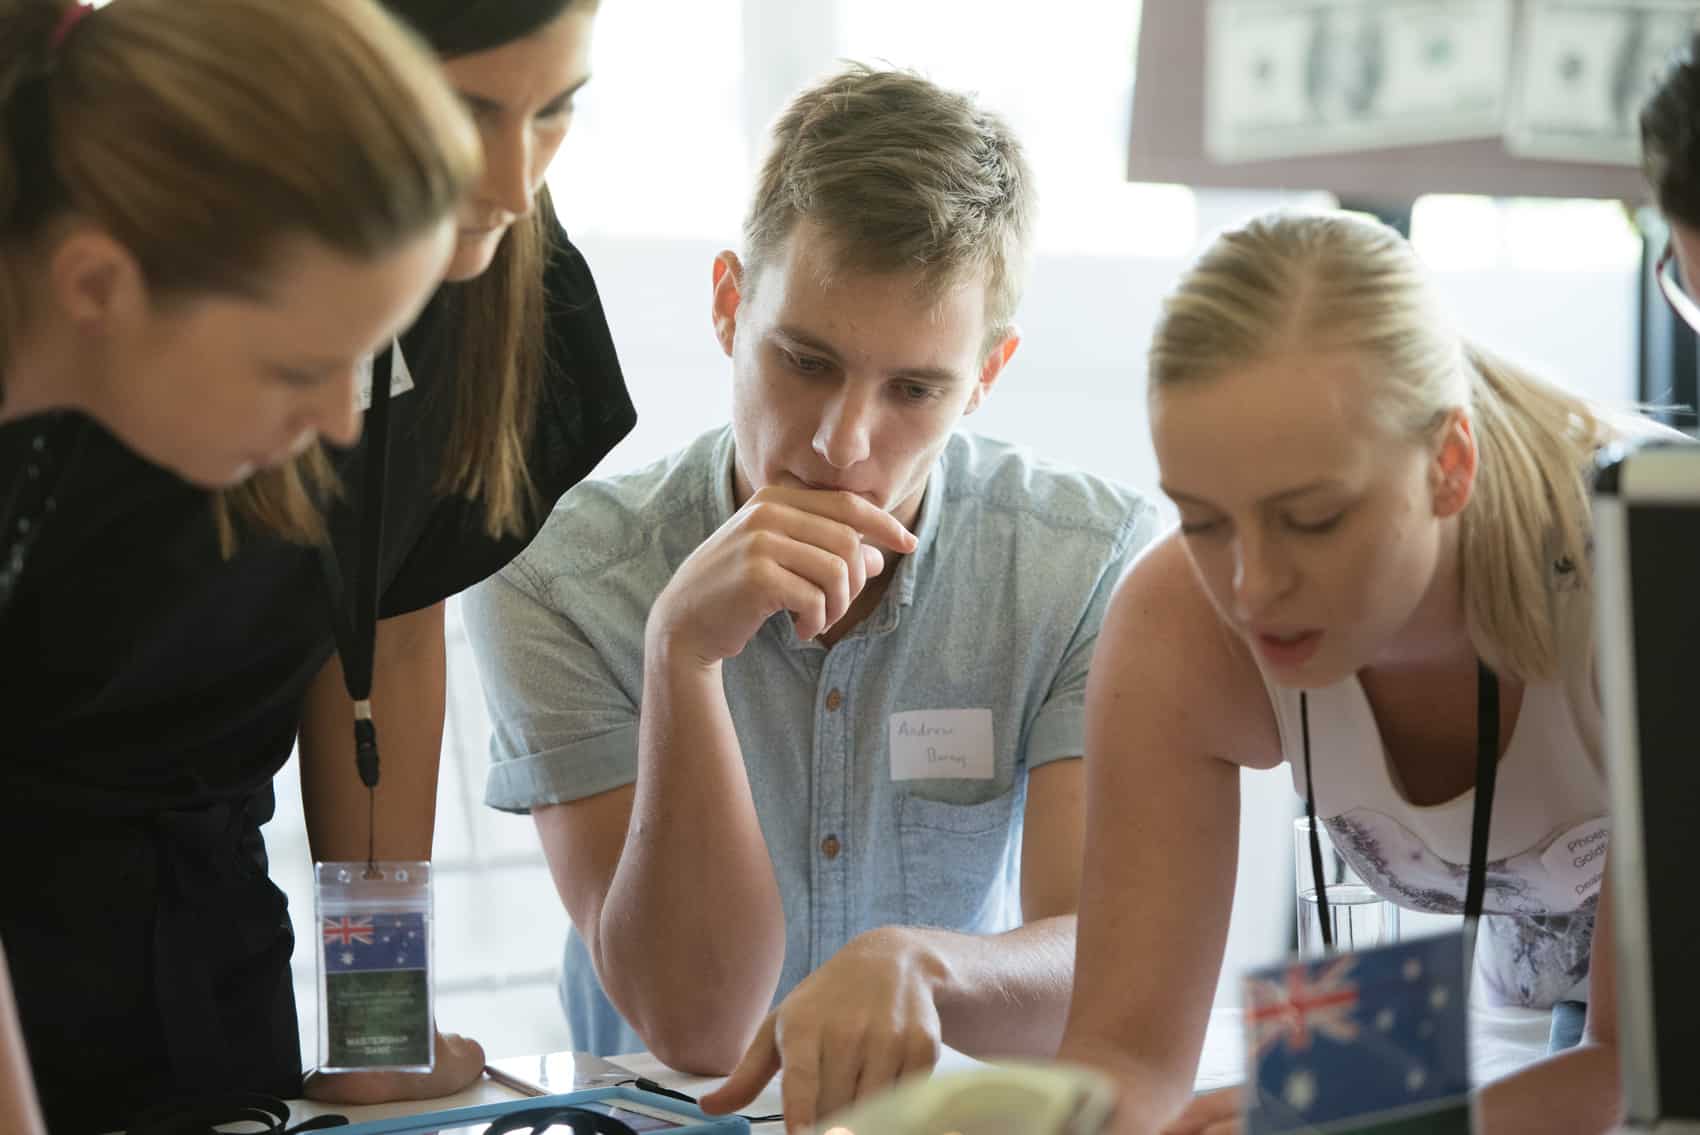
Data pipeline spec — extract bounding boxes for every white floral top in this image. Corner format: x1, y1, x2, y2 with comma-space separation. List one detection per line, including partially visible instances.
1262, 673, 1605, 1009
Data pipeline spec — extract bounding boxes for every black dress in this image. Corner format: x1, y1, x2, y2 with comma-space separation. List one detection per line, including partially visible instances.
0, 223, 635, 1134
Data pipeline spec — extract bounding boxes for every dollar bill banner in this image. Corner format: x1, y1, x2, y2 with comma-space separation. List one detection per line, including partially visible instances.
1206, 0, 1513, 162
1509, 0, 1700, 165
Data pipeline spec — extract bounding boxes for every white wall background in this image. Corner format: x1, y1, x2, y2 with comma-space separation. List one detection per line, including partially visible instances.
268, 0, 1646, 1065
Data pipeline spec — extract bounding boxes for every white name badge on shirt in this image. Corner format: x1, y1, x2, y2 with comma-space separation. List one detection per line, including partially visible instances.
889, 709, 993, 781
356, 339, 416, 411
1540, 819, 1610, 901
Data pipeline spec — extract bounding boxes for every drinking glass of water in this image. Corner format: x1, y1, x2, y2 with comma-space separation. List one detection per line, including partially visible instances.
1294, 816, 1401, 957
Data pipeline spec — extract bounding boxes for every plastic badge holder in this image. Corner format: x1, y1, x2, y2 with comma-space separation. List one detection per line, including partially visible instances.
325, 1086, 750, 1134
315, 860, 434, 1072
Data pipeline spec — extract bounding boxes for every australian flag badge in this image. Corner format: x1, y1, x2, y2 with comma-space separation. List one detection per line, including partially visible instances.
321, 911, 432, 1069
1243, 932, 1472, 1134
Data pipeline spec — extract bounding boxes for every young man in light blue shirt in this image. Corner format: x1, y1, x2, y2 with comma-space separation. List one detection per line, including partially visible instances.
463, 63, 1158, 1131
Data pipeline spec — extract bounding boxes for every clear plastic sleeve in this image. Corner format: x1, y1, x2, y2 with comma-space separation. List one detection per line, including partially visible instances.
314, 860, 434, 1073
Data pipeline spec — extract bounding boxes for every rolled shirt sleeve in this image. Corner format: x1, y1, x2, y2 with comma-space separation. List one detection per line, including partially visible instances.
461, 557, 641, 813
1021, 502, 1160, 770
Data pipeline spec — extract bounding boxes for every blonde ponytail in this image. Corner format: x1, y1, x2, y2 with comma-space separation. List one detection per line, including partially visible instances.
1457, 344, 1606, 680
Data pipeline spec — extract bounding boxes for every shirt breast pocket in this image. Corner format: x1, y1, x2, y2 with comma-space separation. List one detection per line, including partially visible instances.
896, 788, 1021, 932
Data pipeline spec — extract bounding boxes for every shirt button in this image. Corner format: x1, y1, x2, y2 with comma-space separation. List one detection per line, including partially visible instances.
825, 688, 844, 712
820, 835, 842, 859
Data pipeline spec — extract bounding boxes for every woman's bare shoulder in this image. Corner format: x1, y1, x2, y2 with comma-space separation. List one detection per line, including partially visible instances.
1094, 531, 1285, 770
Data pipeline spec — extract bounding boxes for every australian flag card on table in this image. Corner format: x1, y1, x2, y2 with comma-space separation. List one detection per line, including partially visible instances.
1242, 933, 1472, 1134
323, 911, 431, 1068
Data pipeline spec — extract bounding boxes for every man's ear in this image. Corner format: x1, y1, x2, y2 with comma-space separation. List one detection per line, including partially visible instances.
50, 226, 146, 334
1431, 408, 1478, 519
710, 251, 745, 359
964, 328, 1020, 415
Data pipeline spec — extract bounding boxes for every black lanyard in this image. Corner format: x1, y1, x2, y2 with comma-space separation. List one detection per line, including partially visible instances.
1301, 661, 1501, 962
128, 1093, 348, 1135
317, 346, 394, 874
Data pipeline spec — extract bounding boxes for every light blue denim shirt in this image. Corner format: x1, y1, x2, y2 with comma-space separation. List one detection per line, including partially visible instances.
463, 427, 1157, 1055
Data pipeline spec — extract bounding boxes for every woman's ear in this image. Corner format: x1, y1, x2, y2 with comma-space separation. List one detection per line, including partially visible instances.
50, 226, 147, 334
1431, 408, 1478, 519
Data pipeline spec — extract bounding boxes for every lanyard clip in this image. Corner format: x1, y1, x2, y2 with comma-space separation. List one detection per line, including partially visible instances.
353, 699, 380, 789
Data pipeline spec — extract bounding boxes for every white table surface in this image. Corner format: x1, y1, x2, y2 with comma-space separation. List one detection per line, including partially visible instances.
283, 1003, 1553, 1129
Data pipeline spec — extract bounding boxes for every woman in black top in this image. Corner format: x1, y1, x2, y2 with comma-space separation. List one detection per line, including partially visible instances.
0, 2, 636, 1130
0, 0, 483, 1130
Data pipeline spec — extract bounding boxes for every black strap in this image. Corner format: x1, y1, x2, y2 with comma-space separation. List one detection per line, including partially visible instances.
317, 345, 394, 873
1301, 660, 1501, 959
1299, 691, 1333, 949
633, 1076, 784, 1124
1461, 660, 1501, 972
127, 1093, 346, 1135
483, 1105, 639, 1135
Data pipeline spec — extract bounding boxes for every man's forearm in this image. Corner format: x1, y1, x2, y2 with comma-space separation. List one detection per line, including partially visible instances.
899, 915, 1078, 1059
596, 640, 786, 1072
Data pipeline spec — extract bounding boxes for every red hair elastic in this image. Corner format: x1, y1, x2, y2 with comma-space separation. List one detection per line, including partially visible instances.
50, 3, 94, 52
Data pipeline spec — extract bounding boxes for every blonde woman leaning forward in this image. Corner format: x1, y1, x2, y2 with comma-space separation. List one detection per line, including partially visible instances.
1058, 210, 1672, 1135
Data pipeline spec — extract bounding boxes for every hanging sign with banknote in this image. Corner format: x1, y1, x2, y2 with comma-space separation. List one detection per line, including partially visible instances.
1206, 0, 1513, 162
1508, 1, 1700, 165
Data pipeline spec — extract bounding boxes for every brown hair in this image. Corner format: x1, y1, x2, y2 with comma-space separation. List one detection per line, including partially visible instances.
743, 62, 1037, 351
375, 0, 601, 540
427, 196, 550, 537
1643, 31, 1700, 230
0, 0, 483, 545
243, 0, 597, 545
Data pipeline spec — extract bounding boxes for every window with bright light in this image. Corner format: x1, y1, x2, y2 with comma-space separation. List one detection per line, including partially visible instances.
1412, 195, 1641, 273
548, 0, 749, 242
552, 0, 1200, 257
